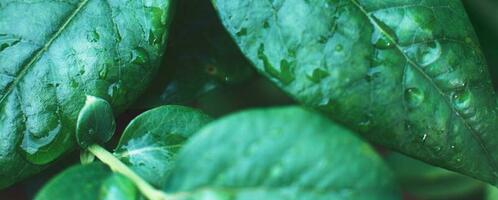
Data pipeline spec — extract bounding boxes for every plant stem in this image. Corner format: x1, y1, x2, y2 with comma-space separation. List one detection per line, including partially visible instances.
88, 144, 173, 200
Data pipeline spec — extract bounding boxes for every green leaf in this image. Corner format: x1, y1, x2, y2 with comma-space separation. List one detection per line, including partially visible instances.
99, 173, 140, 200
35, 163, 121, 200
37, 105, 209, 199
164, 107, 400, 200
486, 184, 498, 200
76, 95, 116, 148
212, 0, 498, 184
0, 0, 173, 188
386, 152, 484, 199
136, 0, 254, 108
114, 105, 213, 187
35, 163, 140, 200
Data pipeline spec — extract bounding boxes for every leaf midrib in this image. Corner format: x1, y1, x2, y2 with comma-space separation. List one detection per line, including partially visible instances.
348, 0, 498, 178
0, 0, 90, 106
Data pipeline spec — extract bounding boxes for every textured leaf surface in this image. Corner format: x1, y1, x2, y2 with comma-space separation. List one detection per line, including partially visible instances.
137, 0, 254, 108
0, 0, 172, 188
212, 0, 498, 184
114, 105, 212, 187
164, 107, 400, 200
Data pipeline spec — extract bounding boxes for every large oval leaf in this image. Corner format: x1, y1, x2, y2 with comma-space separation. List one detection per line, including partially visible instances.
212, 0, 498, 184
164, 107, 400, 200
0, 0, 173, 188
114, 105, 212, 187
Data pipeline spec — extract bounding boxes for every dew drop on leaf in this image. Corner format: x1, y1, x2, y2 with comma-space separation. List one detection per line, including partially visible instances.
371, 16, 398, 50
452, 89, 472, 110
86, 30, 100, 43
306, 68, 329, 83
415, 41, 442, 67
404, 88, 424, 108
130, 48, 150, 65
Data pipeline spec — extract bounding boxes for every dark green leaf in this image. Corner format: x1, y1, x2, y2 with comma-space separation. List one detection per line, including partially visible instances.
463, 0, 498, 89
164, 107, 400, 200
136, 0, 254, 108
0, 0, 173, 188
76, 95, 116, 148
114, 105, 212, 187
386, 152, 483, 199
212, 0, 498, 184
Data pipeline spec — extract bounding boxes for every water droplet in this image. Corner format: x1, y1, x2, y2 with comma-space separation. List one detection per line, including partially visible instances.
70, 79, 78, 88
434, 146, 441, 152
99, 64, 109, 79
236, 28, 247, 37
404, 88, 424, 108
270, 165, 283, 178
450, 145, 456, 149
263, 21, 270, 28
257, 44, 295, 85
108, 82, 125, 99
415, 41, 441, 67
456, 158, 462, 162
0, 36, 20, 52
421, 133, 427, 142
465, 37, 472, 43
130, 48, 149, 65
335, 44, 343, 52
452, 89, 471, 110
306, 68, 329, 83
86, 30, 100, 43
371, 16, 398, 49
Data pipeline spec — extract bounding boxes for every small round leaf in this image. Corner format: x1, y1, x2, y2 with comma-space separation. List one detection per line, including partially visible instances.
76, 96, 116, 148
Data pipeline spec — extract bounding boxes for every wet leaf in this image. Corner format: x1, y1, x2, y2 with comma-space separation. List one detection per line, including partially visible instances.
213, 0, 498, 184
0, 0, 173, 188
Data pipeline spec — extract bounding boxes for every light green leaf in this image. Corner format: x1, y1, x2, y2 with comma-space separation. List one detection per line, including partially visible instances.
212, 0, 498, 184
0, 0, 173, 188
114, 105, 212, 187
164, 107, 400, 200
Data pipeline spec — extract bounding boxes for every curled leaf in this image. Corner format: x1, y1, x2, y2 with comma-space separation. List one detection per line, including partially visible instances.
76, 95, 116, 148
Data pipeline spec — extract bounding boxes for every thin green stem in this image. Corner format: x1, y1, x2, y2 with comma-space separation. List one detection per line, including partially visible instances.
88, 144, 177, 200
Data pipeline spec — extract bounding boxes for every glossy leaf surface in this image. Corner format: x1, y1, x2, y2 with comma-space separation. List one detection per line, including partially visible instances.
36, 105, 210, 199
115, 105, 212, 187
165, 107, 400, 200
0, 0, 173, 188
212, 0, 498, 184
76, 96, 116, 148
